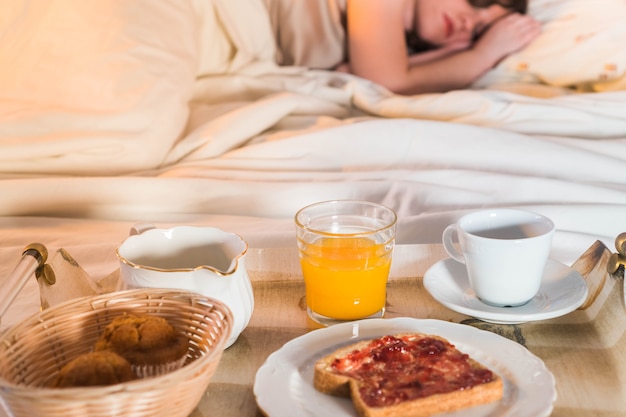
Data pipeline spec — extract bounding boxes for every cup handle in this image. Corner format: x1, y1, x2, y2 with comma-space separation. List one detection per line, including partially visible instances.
130, 223, 156, 236
442, 224, 465, 264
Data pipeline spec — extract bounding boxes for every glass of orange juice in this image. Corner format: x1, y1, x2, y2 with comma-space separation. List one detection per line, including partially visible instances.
295, 200, 397, 326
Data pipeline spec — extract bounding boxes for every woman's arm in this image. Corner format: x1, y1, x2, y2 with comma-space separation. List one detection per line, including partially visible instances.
400, 13, 541, 94
407, 40, 471, 66
346, 1, 541, 95
345, 0, 413, 91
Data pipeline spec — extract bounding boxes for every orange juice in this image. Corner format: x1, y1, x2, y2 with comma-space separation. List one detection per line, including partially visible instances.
300, 236, 391, 320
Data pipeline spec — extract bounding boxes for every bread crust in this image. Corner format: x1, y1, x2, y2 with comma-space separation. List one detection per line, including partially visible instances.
314, 332, 503, 417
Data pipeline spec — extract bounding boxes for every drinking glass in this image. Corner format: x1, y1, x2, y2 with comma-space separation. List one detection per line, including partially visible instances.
295, 200, 397, 326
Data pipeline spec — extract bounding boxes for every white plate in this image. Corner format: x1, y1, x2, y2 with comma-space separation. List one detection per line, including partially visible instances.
424, 258, 588, 324
254, 317, 555, 417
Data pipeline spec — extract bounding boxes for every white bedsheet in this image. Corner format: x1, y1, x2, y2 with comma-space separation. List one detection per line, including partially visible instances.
2, 78, 625, 236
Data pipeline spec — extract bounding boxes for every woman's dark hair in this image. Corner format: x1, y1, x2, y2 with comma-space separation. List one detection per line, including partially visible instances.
469, 0, 527, 14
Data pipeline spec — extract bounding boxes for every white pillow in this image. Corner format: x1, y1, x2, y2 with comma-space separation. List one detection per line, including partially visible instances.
476, 0, 626, 91
0, 1, 200, 175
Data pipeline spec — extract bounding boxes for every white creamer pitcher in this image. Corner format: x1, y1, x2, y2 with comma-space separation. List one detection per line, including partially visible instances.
116, 224, 254, 348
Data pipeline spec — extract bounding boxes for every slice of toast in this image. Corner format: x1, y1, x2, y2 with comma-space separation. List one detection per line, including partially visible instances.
314, 333, 503, 417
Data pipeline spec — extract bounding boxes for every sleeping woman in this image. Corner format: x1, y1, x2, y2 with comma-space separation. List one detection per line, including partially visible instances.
262, 0, 540, 95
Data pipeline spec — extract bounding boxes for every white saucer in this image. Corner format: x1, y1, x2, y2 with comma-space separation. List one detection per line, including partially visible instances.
424, 258, 588, 324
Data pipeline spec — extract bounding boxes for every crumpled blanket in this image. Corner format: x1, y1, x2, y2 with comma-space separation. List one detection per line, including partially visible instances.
1, 0, 626, 176
0, 0, 625, 253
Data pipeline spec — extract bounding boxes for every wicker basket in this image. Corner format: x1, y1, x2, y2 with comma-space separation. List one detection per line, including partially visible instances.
0, 288, 233, 417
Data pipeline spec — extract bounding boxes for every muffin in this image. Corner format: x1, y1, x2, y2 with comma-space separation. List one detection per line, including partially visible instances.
95, 314, 189, 378
51, 350, 135, 388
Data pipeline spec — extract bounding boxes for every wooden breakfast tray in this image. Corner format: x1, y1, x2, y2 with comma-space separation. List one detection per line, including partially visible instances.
200, 241, 625, 417
1, 241, 620, 417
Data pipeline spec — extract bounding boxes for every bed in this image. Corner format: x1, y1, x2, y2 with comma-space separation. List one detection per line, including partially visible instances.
0, 0, 625, 414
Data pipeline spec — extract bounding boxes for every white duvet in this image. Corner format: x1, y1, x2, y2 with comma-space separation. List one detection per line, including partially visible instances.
0, 0, 625, 253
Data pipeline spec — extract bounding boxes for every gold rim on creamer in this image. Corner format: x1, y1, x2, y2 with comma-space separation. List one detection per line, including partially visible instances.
115, 230, 249, 277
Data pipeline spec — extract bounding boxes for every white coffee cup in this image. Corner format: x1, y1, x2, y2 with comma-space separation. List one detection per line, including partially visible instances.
442, 209, 555, 307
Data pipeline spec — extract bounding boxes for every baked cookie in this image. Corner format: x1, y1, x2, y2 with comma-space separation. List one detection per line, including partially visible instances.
95, 314, 188, 377
51, 350, 135, 388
